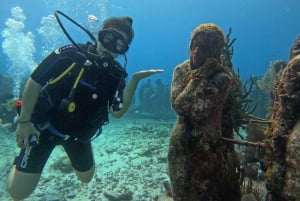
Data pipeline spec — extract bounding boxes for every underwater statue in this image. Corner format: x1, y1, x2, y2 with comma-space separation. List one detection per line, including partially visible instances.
168, 23, 241, 201
265, 35, 300, 201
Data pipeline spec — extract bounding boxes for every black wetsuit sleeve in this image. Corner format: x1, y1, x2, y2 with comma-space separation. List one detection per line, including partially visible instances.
109, 77, 126, 106
118, 78, 126, 101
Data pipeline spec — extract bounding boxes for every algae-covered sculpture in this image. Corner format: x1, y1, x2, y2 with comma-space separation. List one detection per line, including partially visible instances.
265, 35, 300, 201
168, 23, 241, 201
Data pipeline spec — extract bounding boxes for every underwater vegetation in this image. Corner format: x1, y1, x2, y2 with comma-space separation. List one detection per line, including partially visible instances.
256, 60, 287, 117
257, 60, 287, 92
200, 30, 300, 201
226, 35, 300, 201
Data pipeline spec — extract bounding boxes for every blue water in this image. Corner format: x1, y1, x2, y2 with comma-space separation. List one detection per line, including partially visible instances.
1, 0, 300, 87
1, 1, 299, 200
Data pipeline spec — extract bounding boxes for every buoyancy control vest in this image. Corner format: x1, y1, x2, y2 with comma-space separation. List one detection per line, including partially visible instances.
31, 43, 127, 140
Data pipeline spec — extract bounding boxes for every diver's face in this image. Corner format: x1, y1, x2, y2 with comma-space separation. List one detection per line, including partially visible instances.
96, 41, 118, 58
98, 29, 128, 55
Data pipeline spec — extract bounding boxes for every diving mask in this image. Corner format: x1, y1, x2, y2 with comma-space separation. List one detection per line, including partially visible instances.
98, 29, 129, 54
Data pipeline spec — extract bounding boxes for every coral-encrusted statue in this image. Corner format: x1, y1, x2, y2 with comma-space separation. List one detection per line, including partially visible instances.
168, 23, 241, 201
265, 35, 300, 201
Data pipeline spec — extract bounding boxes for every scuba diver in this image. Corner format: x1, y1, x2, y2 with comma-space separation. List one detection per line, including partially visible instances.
7, 14, 164, 200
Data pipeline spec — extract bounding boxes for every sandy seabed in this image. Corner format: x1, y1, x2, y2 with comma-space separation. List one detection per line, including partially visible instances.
0, 117, 175, 201
0, 116, 268, 201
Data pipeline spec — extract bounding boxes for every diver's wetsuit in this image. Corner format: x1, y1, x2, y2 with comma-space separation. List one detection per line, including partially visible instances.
14, 44, 127, 173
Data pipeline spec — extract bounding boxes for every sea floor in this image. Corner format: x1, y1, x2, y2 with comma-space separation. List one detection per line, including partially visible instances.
0, 116, 267, 201
0, 117, 174, 201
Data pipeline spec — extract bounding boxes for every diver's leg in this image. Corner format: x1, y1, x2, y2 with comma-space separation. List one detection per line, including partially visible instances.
7, 131, 55, 200
7, 165, 41, 201
63, 140, 95, 183
75, 165, 95, 183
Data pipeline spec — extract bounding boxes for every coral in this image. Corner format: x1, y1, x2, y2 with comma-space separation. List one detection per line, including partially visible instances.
246, 76, 270, 118
221, 28, 267, 139
222, 27, 236, 69
257, 60, 286, 92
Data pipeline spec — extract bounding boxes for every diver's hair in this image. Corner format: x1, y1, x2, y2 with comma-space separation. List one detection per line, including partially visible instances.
100, 16, 134, 44
190, 23, 225, 59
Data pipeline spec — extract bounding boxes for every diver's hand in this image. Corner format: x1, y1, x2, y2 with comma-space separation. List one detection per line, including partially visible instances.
132, 69, 165, 81
109, 69, 164, 118
16, 122, 40, 149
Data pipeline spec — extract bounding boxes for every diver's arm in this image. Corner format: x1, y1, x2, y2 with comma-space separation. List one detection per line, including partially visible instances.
18, 78, 41, 122
110, 69, 164, 118
16, 78, 41, 148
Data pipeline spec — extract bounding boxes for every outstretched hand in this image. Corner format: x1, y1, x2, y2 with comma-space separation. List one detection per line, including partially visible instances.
132, 69, 165, 81
110, 69, 165, 118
